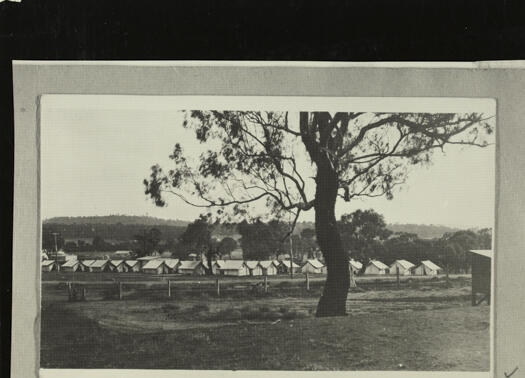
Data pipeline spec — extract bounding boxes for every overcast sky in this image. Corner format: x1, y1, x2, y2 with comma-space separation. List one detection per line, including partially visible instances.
40, 95, 496, 229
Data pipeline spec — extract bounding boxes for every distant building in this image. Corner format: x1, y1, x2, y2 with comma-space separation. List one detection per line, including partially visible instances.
469, 250, 491, 306
364, 260, 389, 275
413, 260, 442, 276
54, 250, 77, 264
389, 259, 415, 276
113, 250, 132, 258
229, 248, 244, 260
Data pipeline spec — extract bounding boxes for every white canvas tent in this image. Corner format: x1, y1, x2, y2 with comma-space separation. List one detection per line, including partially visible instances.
79, 260, 95, 272
300, 259, 326, 274
109, 260, 126, 273
163, 258, 180, 273
217, 260, 249, 276
413, 260, 442, 276
258, 260, 278, 276
245, 261, 263, 276
177, 260, 206, 275
42, 259, 59, 272
61, 259, 80, 272
124, 260, 141, 272
389, 259, 415, 275
349, 259, 363, 274
364, 260, 389, 275
277, 260, 300, 274
142, 259, 168, 274
90, 259, 112, 272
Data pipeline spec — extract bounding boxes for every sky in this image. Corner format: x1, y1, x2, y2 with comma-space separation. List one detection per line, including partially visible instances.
40, 95, 496, 229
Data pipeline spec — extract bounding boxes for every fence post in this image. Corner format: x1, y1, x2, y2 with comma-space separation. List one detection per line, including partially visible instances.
446, 268, 450, 286
396, 266, 400, 289
305, 272, 310, 291
264, 275, 268, 293
168, 280, 171, 297
216, 277, 220, 297
67, 282, 72, 301
118, 282, 123, 300
82, 287, 86, 301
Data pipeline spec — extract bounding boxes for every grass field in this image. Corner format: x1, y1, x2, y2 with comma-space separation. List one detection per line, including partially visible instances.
40, 275, 490, 371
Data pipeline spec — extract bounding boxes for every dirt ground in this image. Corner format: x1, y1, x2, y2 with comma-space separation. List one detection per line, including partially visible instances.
40, 277, 490, 371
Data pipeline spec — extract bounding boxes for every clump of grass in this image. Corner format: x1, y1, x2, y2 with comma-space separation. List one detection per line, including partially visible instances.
192, 303, 210, 312
161, 303, 181, 312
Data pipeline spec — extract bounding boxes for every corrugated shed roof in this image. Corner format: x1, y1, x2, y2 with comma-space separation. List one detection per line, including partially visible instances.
369, 260, 389, 270
391, 259, 415, 269
178, 260, 202, 270
470, 249, 492, 258
420, 260, 442, 271
90, 260, 109, 268
219, 260, 246, 270
61, 259, 79, 267
142, 259, 166, 270
305, 259, 324, 269
245, 261, 260, 269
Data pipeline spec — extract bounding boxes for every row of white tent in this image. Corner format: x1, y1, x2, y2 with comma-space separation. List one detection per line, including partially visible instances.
42, 256, 442, 276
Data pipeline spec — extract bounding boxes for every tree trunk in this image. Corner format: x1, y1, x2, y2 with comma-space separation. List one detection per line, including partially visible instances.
314, 161, 350, 317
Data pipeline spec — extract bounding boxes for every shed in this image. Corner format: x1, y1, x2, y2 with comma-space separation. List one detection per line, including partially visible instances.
163, 258, 180, 273
469, 249, 492, 306
61, 259, 80, 272
413, 260, 442, 276
217, 260, 249, 276
300, 259, 326, 274
114, 250, 132, 258
42, 260, 59, 272
258, 260, 278, 276
245, 261, 263, 276
349, 259, 363, 274
389, 259, 415, 276
142, 259, 168, 275
364, 260, 389, 275
109, 260, 126, 273
277, 260, 301, 274
90, 259, 112, 272
79, 260, 95, 272
177, 260, 206, 275
124, 260, 141, 272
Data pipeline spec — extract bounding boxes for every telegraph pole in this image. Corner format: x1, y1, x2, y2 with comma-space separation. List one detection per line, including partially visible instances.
289, 229, 294, 279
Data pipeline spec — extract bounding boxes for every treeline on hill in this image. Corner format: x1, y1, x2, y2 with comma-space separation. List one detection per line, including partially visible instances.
42, 212, 491, 273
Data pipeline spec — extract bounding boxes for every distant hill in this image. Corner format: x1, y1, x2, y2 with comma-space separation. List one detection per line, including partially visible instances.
386, 223, 461, 239
44, 215, 189, 228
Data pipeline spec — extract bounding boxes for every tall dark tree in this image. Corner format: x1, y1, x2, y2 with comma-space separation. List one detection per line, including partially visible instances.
217, 237, 238, 257
237, 219, 287, 260
144, 111, 493, 316
134, 227, 162, 257
180, 216, 218, 273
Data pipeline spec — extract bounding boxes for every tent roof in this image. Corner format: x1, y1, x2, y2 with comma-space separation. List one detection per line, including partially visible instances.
245, 261, 260, 269
420, 260, 442, 271
281, 260, 300, 268
469, 249, 492, 258
258, 260, 277, 268
42, 260, 56, 266
219, 260, 246, 270
368, 260, 389, 270
110, 260, 124, 266
90, 260, 109, 268
163, 258, 180, 269
124, 260, 139, 267
142, 259, 166, 269
391, 259, 415, 269
349, 259, 363, 269
61, 259, 79, 267
81, 260, 95, 266
305, 259, 324, 269
178, 260, 202, 270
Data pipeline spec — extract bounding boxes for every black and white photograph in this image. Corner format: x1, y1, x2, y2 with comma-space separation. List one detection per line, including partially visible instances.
38, 94, 495, 371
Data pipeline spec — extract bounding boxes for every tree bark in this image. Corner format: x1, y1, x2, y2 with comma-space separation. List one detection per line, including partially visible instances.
314, 159, 350, 317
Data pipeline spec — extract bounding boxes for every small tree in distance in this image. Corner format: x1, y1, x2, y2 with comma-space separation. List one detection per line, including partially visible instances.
144, 111, 493, 317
